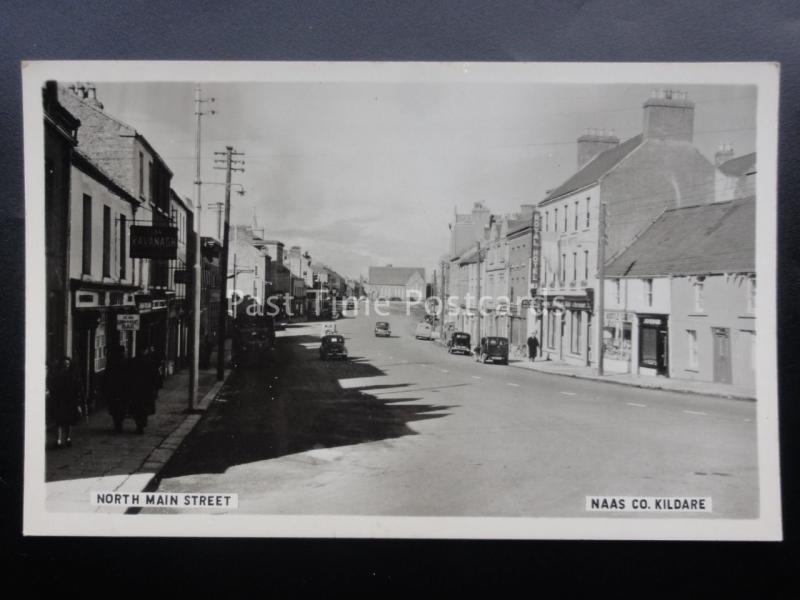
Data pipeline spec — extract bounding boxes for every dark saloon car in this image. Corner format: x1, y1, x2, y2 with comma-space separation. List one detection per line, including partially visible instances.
475, 336, 509, 364
374, 321, 391, 337
320, 334, 348, 360
447, 332, 472, 355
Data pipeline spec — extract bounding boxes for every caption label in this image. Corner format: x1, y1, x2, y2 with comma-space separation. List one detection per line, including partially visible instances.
586, 496, 712, 512
92, 492, 238, 509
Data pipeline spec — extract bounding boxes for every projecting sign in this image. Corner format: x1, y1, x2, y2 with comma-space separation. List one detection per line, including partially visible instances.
116, 314, 140, 331
130, 225, 178, 259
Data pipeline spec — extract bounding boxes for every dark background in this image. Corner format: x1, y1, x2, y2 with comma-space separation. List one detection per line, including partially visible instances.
1, 0, 797, 592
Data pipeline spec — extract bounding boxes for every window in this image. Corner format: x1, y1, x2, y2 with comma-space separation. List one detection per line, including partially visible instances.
82, 194, 92, 275
548, 310, 556, 348
561, 253, 566, 283
687, 330, 698, 368
748, 275, 756, 312
585, 197, 591, 228
584, 250, 589, 280
119, 214, 126, 280
102, 205, 111, 277
554, 208, 558, 232
615, 279, 621, 304
694, 279, 705, 311
545, 211, 549, 232
572, 252, 577, 282
564, 204, 568, 231
94, 322, 107, 372
570, 310, 582, 354
574, 200, 579, 231
138, 152, 144, 197
149, 161, 155, 202
644, 278, 653, 307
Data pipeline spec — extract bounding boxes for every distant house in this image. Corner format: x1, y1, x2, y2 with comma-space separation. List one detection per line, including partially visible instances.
366, 266, 426, 301
714, 146, 756, 202
605, 196, 755, 388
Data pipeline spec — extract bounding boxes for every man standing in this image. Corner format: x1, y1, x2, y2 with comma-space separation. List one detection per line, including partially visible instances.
527, 334, 540, 362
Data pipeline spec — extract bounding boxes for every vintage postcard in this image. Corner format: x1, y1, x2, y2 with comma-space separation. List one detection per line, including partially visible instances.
23, 61, 781, 539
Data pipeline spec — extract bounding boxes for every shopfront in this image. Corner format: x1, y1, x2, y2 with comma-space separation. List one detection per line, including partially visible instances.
638, 314, 669, 376
603, 310, 634, 373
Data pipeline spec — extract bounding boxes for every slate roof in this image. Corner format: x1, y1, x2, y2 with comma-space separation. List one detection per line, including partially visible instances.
605, 197, 755, 277
542, 134, 643, 204
719, 152, 756, 177
368, 266, 426, 285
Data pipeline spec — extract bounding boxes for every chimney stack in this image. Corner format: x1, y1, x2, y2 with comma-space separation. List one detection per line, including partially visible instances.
715, 143, 735, 166
577, 127, 620, 169
642, 89, 694, 142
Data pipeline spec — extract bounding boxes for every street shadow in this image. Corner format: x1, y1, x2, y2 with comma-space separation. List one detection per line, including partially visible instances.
158, 334, 454, 478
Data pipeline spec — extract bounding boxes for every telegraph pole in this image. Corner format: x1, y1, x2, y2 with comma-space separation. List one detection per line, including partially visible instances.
597, 202, 607, 376
475, 241, 482, 344
188, 84, 214, 411
214, 146, 245, 381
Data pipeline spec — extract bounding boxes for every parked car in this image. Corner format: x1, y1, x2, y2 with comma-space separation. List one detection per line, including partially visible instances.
475, 336, 509, 364
374, 321, 391, 337
389, 296, 403, 302
319, 334, 348, 360
447, 332, 472, 355
415, 322, 433, 340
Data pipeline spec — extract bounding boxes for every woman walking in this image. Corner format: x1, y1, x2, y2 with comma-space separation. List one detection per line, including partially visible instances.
48, 356, 82, 448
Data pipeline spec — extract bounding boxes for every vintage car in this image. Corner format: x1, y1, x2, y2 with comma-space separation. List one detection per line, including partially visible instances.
475, 336, 509, 364
415, 321, 433, 340
319, 334, 348, 360
320, 322, 337, 338
374, 321, 391, 337
447, 332, 472, 355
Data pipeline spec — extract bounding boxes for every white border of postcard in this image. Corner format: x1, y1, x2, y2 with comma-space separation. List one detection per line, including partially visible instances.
22, 61, 781, 540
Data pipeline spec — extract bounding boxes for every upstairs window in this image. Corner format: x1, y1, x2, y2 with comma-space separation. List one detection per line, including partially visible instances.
694, 279, 705, 312
554, 208, 558, 232
102, 205, 111, 278
82, 194, 92, 275
585, 197, 591, 228
748, 275, 756, 313
644, 278, 653, 307
138, 152, 144, 197
574, 200, 579, 231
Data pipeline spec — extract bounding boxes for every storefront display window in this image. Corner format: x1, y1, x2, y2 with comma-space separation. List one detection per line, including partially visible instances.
603, 320, 631, 360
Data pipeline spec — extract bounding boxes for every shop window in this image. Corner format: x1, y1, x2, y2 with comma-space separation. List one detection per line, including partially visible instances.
94, 323, 107, 372
604, 320, 632, 360
570, 310, 582, 354
687, 329, 698, 368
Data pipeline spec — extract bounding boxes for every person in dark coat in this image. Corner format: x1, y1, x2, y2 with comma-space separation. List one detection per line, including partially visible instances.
48, 356, 82, 448
130, 347, 158, 434
527, 334, 540, 362
105, 345, 128, 433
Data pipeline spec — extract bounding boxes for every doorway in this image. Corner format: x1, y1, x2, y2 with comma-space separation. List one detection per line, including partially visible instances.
712, 327, 732, 384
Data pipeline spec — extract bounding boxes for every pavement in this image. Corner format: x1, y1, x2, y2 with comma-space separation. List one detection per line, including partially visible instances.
45, 363, 230, 513
505, 357, 756, 401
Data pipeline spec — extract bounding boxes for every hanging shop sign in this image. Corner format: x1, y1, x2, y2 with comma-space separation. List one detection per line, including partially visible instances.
130, 225, 178, 259
116, 313, 141, 331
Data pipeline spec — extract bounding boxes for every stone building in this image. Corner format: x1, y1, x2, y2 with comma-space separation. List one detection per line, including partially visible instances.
536, 89, 717, 367
365, 266, 426, 301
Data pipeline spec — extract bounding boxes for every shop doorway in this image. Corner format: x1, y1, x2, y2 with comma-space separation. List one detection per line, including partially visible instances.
712, 327, 732, 384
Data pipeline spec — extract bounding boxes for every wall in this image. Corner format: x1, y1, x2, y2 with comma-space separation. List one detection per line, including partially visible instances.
603, 140, 716, 261
670, 274, 755, 387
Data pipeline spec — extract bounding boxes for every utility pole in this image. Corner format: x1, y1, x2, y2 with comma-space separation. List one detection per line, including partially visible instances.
597, 202, 607, 376
189, 83, 214, 411
476, 241, 482, 344
214, 146, 245, 381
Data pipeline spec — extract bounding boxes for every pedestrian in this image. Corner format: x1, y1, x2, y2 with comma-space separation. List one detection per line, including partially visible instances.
527, 334, 540, 362
105, 345, 128, 433
130, 347, 158, 434
47, 356, 82, 448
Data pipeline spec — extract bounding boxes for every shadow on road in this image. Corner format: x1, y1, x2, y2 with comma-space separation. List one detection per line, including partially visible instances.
159, 334, 453, 478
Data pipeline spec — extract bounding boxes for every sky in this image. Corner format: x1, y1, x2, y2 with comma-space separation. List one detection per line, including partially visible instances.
92, 80, 756, 280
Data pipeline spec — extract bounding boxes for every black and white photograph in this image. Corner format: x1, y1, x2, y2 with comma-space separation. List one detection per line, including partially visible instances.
23, 61, 780, 539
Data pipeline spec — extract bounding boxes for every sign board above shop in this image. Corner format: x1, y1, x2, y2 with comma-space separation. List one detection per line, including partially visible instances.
116, 314, 140, 331
130, 225, 178, 259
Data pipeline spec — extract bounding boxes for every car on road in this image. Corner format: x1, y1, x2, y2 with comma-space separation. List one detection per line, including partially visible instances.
447, 331, 472, 355
415, 321, 433, 340
475, 336, 509, 364
389, 296, 403, 302
319, 334, 348, 360
374, 321, 391, 337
